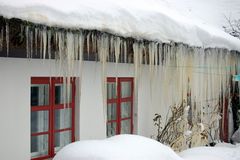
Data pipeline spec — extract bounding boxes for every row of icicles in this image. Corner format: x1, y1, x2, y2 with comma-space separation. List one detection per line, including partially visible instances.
1, 21, 240, 145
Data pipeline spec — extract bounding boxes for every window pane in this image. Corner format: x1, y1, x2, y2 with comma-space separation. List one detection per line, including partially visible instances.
121, 102, 131, 118
121, 81, 131, 98
107, 122, 116, 137
107, 82, 116, 99
31, 84, 49, 106
31, 135, 48, 158
121, 119, 131, 134
107, 103, 117, 121
55, 84, 72, 104
54, 131, 71, 153
31, 111, 49, 133
54, 108, 72, 130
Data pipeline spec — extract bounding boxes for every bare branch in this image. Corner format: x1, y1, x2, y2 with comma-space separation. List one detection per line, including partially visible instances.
224, 16, 240, 38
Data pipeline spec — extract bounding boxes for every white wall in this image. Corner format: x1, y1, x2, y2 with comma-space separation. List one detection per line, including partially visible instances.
0, 57, 159, 160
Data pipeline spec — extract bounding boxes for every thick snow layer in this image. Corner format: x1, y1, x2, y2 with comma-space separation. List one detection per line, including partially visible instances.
159, 0, 240, 29
53, 135, 240, 160
53, 134, 183, 160
179, 144, 240, 160
0, 0, 240, 51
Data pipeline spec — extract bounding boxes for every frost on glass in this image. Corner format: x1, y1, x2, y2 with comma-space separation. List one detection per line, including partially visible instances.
31, 135, 48, 158
54, 131, 71, 153
107, 103, 117, 121
121, 119, 131, 134
121, 102, 131, 118
31, 84, 49, 106
55, 84, 72, 104
31, 110, 49, 133
121, 81, 131, 98
107, 82, 116, 99
107, 122, 116, 137
54, 108, 72, 130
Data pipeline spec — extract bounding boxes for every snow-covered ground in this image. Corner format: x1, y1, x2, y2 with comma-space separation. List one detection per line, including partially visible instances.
179, 143, 240, 160
53, 135, 182, 160
53, 135, 240, 160
0, 0, 240, 50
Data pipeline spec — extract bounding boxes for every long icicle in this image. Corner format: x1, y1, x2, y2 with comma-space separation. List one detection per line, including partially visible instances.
42, 27, 47, 60
35, 28, 38, 56
47, 30, 51, 59
0, 27, 3, 52
25, 26, 29, 58
6, 22, 9, 56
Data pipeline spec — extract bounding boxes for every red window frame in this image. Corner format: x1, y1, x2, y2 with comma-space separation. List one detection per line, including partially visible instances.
107, 77, 134, 136
31, 77, 75, 160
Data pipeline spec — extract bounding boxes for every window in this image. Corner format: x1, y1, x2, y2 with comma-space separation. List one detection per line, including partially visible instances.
31, 77, 75, 160
107, 77, 134, 137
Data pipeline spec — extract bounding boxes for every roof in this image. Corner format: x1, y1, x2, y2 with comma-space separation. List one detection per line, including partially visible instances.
0, 0, 240, 51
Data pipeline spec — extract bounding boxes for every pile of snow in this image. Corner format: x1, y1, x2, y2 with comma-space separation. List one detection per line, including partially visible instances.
53, 134, 183, 160
0, 0, 240, 51
179, 143, 240, 160
54, 135, 240, 160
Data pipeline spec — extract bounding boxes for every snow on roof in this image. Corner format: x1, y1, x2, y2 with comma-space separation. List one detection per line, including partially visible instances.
158, 0, 240, 29
0, 0, 240, 51
53, 134, 183, 160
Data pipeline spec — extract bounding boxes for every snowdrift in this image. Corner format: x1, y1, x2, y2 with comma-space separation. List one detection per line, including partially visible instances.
53, 134, 183, 160
53, 135, 240, 160
179, 143, 240, 160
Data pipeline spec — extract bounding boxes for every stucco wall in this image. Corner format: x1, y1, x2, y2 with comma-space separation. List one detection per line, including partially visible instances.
0, 57, 162, 160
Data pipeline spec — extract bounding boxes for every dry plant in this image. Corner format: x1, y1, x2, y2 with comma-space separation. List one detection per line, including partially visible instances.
223, 16, 240, 39
154, 100, 221, 151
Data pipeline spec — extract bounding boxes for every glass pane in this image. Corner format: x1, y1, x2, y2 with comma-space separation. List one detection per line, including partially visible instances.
121, 81, 131, 98
107, 122, 116, 137
121, 102, 131, 118
107, 103, 117, 121
31, 84, 49, 106
107, 82, 116, 99
121, 119, 131, 134
54, 131, 71, 153
54, 108, 72, 130
55, 84, 72, 104
31, 111, 49, 133
31, 134, 48, 158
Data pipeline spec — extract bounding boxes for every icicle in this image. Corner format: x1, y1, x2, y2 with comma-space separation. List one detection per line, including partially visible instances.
124, 41, 127, 63
114, 37, 121, 94
133, 42, 141, 119
35, 28, 38, 56
98, 34, 109, 123
30, 30, 33, 58
91, 33, 95, 54
6, 22, 9, 56
74, 33, 79, 61
77, 31, 84, 114
47, 30, 51, 59
87, 33, 90, 60
78, 31, 84, 63
0, 27, 3, 52
25, 26, 29, 58
65, 31, 75, 107
42, 28, 47, 59
39, 29, 43, 59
